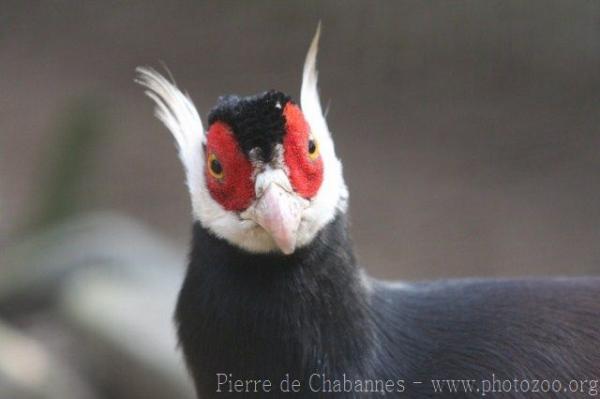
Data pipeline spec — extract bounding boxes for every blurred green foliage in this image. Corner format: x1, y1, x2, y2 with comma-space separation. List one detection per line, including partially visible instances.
29, 97, 108, 231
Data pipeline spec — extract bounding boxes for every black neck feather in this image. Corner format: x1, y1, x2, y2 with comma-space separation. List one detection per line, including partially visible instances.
175, 213, 377, 397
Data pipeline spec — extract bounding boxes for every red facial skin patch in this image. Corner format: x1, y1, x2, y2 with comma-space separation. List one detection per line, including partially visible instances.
283, 103, 324, 198
205, 122, 255, 211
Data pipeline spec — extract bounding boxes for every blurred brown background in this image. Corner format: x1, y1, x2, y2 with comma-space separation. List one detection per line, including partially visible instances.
0, 2, 599, 398
3, 1, 600, 279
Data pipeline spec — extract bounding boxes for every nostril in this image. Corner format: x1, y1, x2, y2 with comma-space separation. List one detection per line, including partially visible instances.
254, 168, 294, 197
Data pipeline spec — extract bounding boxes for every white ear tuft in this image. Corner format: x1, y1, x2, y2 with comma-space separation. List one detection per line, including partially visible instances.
299, 24, 349, 229
300, 23, 328, 136
135, 67, 205, 196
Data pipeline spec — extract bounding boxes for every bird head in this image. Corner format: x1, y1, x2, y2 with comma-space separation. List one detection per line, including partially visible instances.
136, 26, 347, 255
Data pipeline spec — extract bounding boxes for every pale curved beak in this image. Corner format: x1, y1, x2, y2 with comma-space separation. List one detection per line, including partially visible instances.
247, 183, 305, 255
254, 183, 302, 255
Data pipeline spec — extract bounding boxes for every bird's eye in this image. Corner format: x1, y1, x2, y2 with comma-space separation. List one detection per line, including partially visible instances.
207, 153, 224, 179
308, 137, 320, 160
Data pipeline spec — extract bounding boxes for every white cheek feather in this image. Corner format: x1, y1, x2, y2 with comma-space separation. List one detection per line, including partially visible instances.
136, 67, 280, 252
136, 24, 348, 254
135, 68, 237, 239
